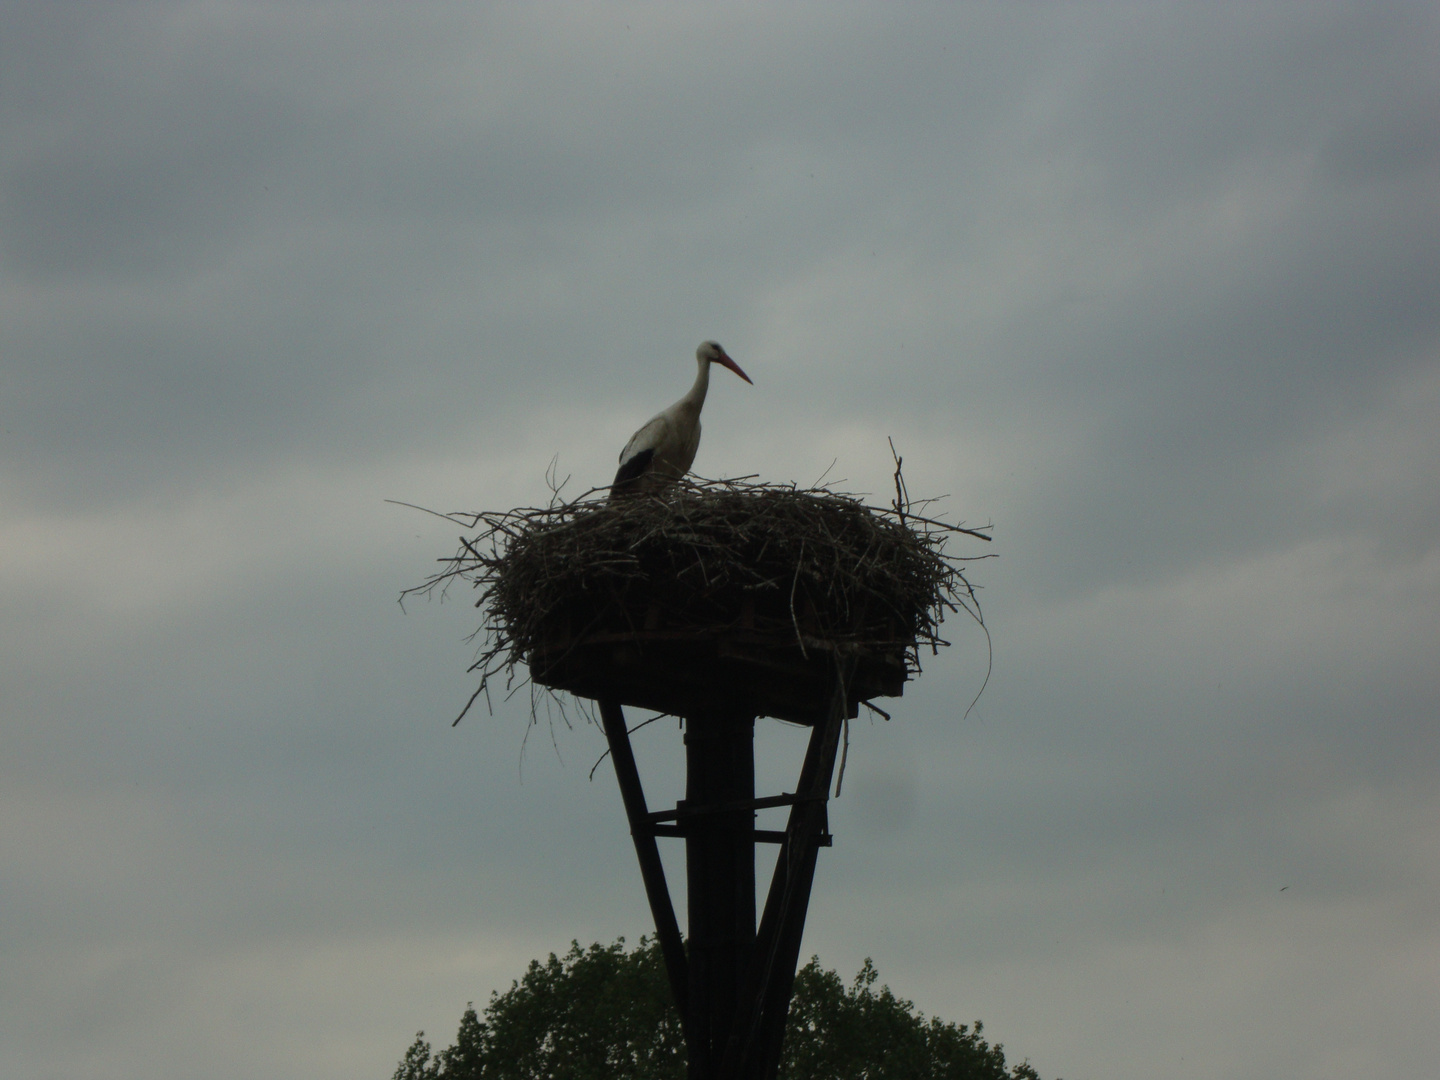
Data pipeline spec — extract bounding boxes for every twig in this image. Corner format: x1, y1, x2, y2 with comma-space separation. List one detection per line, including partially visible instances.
587, 713, 672, 780
789, 538, 810, 660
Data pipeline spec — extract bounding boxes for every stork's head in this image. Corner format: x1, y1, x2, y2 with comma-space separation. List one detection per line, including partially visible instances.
697, 340, 753, 384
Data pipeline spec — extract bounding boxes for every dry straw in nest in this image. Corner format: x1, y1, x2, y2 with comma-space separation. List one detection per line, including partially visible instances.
402, 454, 992, 725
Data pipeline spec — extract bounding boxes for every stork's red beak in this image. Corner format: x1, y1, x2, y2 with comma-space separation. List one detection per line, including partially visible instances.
717, 350, 753, 385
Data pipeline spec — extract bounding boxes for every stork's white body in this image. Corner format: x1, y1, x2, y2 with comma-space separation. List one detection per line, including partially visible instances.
611, 342, 751, 497
617, 394, 704, 486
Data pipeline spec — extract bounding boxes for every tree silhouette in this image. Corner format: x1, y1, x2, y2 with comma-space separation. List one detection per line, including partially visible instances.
393, 938, 1049, 1080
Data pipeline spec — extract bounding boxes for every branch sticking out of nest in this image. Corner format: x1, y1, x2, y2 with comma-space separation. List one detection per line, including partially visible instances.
400, 467, 993, 727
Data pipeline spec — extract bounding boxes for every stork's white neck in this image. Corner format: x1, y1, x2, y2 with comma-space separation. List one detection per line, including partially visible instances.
680, 355, 711, 412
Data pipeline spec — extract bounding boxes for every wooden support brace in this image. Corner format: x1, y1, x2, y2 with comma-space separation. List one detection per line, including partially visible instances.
724, 661, 853, 1080
598, 698, 691, 1039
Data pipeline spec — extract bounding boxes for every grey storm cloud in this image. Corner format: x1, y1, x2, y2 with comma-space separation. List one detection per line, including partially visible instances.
1, 4, 1437, 1080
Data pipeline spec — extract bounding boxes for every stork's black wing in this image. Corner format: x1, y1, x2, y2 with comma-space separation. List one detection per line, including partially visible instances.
611, 448, 655, 498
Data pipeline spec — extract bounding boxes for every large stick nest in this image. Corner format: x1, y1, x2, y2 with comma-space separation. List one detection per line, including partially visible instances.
403, 468, 992, 724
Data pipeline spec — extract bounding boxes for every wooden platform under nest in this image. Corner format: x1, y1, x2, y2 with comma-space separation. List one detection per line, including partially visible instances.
528, 628, 907, 726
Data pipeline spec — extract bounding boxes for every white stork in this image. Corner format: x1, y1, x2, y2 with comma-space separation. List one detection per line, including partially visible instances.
611, 341, 752, 498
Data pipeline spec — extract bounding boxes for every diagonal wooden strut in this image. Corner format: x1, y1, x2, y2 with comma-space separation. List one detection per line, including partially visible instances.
598, 698, 690, 1039
726, 660, 852, 1080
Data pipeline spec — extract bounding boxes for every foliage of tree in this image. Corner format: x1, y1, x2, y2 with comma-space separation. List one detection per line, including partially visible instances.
783, 958, 1041, 1080
393, 937, 1050, 1080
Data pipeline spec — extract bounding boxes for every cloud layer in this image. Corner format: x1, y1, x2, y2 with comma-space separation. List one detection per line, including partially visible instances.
2, 5, 1436, 1079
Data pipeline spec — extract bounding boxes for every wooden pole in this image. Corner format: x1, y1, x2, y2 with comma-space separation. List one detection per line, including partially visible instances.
683, 706, 757, 1080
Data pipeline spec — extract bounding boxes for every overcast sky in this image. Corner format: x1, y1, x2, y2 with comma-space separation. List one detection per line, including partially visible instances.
3, 4, 1437, 1079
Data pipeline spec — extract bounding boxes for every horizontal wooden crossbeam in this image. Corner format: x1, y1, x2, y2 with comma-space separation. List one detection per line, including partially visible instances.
651, 824, 831, 846
647, 792, 825, 824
